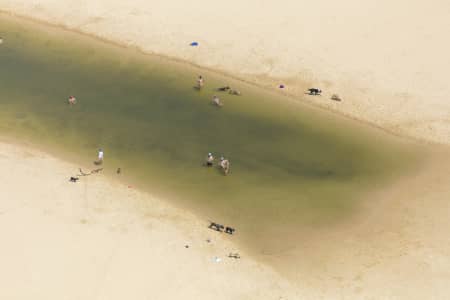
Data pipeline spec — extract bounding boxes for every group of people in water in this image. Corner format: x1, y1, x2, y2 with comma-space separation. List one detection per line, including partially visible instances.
206, 152, 230, 175
66, 76, 231, 175
197, 75, 223, 106
198, 75, 233, 175
196, 75, 241, 108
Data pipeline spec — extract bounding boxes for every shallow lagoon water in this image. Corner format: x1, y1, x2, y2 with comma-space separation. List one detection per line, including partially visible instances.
0, 15, 420, 255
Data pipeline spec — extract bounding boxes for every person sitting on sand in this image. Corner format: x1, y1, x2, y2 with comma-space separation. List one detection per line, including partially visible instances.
212, 95, 223, 107
197, 75, 204, 89
206, 153, 214, 166
68, 96, 77, 105
219, 157, 230, 175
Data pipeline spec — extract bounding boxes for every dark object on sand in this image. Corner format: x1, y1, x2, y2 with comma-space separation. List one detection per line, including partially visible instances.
78, 168, 103, 176
308, 88, 322, 95
185, 245, 189, 248
279, 84, 285, 89
91, 168, 103, 174
117, 167, 121, 174
331, 94, 342, 101
225, 226, 235, 235
228, 253, 241, 259
69, 176, 79, 182
190, 41, 199, 46
209, 222, 225, 232
217, 86, 231, 91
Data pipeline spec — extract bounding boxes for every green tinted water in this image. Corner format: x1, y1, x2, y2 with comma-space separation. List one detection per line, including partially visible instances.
0, 15, 419, 254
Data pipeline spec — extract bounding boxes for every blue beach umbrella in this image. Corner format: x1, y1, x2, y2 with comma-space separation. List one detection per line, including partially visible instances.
190, 41, 199, 46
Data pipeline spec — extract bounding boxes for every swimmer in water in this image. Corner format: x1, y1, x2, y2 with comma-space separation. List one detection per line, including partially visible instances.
212, 95, 223, 107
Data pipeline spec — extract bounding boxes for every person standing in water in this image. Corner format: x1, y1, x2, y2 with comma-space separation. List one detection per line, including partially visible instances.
197, 75, 204, 89
219, 157, 230, 175
68, 96, 76, 105
206, 153, 214, 166
97, 148, 104, 165
212, 95, 223, 107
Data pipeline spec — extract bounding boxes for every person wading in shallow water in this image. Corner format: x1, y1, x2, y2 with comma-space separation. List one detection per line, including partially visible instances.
206, 153, 215, 166
219, 157, 230, 175
197, 75, 204, 89
96, 148, 104, 165
68, 96, 76, 105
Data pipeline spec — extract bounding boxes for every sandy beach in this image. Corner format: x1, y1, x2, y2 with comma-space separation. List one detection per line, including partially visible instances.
1, 2, 450, 299
1, 142, 450, 299
0, 141, 299, 300
1, 0, 449, 144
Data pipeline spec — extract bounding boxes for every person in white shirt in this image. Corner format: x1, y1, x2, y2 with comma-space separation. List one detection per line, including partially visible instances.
219, 157, 230, 175
97, 149, 104, 164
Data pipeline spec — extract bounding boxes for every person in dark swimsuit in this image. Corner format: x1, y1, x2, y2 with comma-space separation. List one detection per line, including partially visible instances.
206, 153, 214, 166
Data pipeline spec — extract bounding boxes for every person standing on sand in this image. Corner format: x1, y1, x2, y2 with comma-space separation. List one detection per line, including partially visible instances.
197, 75, 204, 89
97, 149, 104, 164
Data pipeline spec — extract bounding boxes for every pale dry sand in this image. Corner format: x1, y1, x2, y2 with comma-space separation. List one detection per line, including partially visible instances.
1, 0, 450, 144
0, 142, 298, 300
